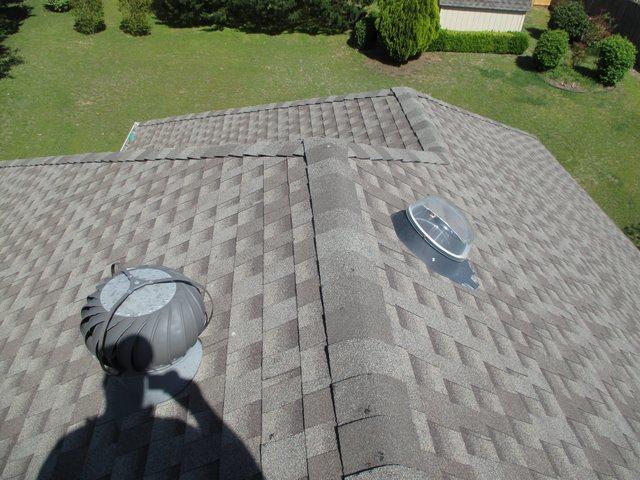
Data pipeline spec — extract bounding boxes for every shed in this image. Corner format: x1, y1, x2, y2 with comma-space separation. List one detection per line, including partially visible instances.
439, 0, 532, 32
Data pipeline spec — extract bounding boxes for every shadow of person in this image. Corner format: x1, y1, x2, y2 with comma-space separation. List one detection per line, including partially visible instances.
37, 335, 262, 480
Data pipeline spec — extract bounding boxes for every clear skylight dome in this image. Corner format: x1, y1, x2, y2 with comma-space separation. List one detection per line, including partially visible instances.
406, 196, 474, 262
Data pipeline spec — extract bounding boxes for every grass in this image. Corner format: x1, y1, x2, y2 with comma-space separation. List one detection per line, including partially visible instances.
1, 4, 639, 229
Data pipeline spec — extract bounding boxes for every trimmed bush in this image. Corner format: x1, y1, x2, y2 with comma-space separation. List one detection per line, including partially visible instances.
376, 0, 439, 63
120, 0, 151, 35
351, 14, 376, 50
549, 0, 589, 42
44, 0, 70, 12
71, 0, 106, 33
533, 29, 569, 70
428, 30, 528, 54
623, 223, 640, 249
597, 34, 636, 86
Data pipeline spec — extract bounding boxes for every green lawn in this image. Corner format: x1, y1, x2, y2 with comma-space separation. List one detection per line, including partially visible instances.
1, 4, 639, 229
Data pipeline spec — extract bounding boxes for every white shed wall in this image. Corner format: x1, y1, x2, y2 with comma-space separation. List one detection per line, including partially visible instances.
440, 7, 526, 32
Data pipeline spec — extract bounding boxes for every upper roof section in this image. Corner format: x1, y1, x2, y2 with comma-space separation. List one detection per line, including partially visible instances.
122, 88, 452, 156
439, 0, 532, 13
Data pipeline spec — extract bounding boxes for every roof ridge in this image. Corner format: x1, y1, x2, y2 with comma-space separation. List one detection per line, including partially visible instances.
391, 87, 452, 164
133, 89, 395, 129
304, 138, 427, 478
0, 138, 448, 169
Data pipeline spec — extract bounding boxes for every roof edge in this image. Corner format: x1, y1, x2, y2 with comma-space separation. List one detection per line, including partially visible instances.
135, 88, 395, 128
416, 90, 539, 140
1, 138, 447, 169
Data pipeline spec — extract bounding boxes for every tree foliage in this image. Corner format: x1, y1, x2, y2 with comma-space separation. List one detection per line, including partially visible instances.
376, 0, 439, 63
351, 13, 377, 50
154, 0, 367, 32
549, 0, 589, 42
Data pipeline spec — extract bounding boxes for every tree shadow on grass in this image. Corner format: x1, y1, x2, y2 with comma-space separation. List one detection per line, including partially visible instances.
515, 55, 539, 72
0, 0, 31, 78
357, 45, 414, 67
526, 26, 545, 40
0, 44, 22, 79
0, 1, 32, 36
574, 63, 599, 82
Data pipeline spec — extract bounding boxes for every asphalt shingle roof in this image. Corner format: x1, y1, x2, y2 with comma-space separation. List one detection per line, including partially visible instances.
122, 90, 423, 152
1, 87, 639, 480
439, 0, 531, 13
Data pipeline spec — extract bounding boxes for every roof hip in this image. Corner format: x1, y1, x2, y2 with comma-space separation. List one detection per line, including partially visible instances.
304, 138, 428, 478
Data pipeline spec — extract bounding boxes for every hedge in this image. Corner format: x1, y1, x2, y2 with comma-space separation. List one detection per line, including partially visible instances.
376, 0, 439, 63
597, 34, 637, 86
533, 29, 569, 70
428, 30, 529, 54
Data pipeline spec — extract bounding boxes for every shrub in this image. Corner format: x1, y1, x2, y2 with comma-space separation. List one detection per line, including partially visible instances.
226, 0, 295, 30
582, 12, 612, 46
71, 0, 106, 33
570, 41, 586, 67
293, 0, 362, 34
351, 14, 376, 50
597, 34, 636, 86
428, 30, 528, 54
533, 29, 569, 70
549, 0, 589, 42
376, 0, 439, 63
44, 0, 70, 12
623, 223, 640, 249
120, 0, 151, 35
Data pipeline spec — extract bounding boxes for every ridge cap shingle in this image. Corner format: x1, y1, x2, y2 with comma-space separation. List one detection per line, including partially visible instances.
303, 138, 427, 477
0, 138, 446, 169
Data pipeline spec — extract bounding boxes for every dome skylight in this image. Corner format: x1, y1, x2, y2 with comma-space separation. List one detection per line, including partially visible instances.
406, 196, 474, 262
